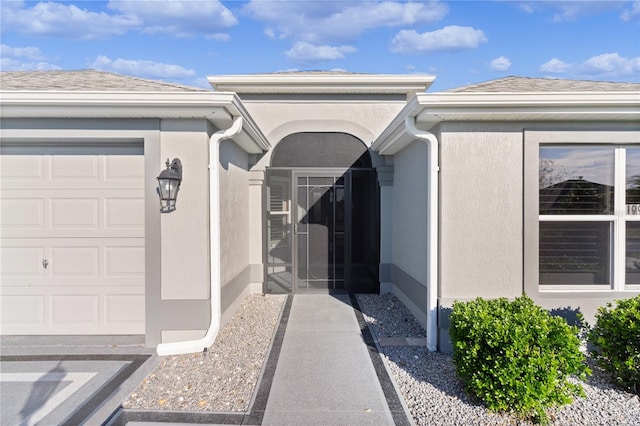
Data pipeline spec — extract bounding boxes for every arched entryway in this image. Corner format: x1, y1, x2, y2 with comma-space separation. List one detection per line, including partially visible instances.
265, 132, 379, 294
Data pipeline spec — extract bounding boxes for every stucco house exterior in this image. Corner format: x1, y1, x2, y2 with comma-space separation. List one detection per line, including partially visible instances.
1, 70, 639, 354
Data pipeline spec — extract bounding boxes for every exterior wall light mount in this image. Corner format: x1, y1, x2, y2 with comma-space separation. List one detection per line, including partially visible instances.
157, 158, 182, 213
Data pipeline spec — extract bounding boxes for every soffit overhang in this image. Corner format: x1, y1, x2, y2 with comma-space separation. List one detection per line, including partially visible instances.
208, 74, 435, 96
372, 91, 640, 154
0, 91, 270, 153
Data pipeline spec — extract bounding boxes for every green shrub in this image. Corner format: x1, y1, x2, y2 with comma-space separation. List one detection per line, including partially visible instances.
589, 295, 640, 394
449, 295, 589, 424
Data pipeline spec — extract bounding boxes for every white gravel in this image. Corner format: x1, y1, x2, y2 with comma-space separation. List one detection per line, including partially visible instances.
123, 291, 639, 425
357, 293, 640, 426
123, 294, 285, 412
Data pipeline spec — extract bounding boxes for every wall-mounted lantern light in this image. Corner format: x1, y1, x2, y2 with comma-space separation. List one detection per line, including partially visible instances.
157, 158, 182, 213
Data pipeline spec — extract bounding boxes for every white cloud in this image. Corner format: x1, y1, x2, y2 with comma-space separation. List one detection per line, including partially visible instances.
1, 44, 44, 60
244, 1, 448, 44
0, 1, 138, 39
0, 57, 61, 71
621, 1, 640, 21
390, 26, 487, 54
91, 55, 196, 79
206, 33, 231, 42
582, 52, 640, 76
538, 52, 640, 79
0, 43, 60, 71
489, 56, 511, 72
0, 1, 236, 40
108, 0, 237, 37
285, 42, 356, 64
539, 57, 571, 73
517, 1, 628, 22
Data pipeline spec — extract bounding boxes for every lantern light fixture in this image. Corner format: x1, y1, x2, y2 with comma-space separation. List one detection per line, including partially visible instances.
157, 158, 182, 213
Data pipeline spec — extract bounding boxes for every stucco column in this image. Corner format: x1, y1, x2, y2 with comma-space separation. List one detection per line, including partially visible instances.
248, 169, 265, 292
377, 165, 394, 293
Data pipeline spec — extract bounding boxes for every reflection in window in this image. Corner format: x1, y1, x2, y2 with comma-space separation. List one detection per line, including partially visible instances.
539, 147, 614, 215
628, 223, 640, 285
539, 221, 611, 285
627, 148, 640, 205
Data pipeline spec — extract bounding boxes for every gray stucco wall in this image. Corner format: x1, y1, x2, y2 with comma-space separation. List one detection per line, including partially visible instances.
160, 119, 211, 300
437, 122, 524, 352
389, 140, 429, 328
218, 138, 252, 324
155, 123, 254, 344
154, 119, 211, 344
439, 123, 524, 303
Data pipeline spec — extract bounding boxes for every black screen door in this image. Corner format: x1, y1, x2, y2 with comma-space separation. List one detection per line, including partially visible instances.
265, 168, 378, 294
295, 173, 347, 292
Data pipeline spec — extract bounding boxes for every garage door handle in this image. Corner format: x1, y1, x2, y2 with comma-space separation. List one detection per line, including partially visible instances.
42, 259, 49, 269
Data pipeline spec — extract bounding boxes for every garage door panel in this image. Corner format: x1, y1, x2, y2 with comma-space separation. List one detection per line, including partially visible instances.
0, 295, 44, 325
1, 191, 144, 238
1, 246, 45, 277
105, 155, 144, 179
51, 198, 99, 229
50, 155, 99, 180
106, 246, 145, 276
1, 285, 144, 333
51, 295, 100, 324
1, 181, 144, 190
1, 150, 145, 335
106, 295, 145, 323
0, 198, 44, 229
105, 198, 144, 228
0, 155, 44, 180
1, 154, 143, 190
51, 246, 100, 277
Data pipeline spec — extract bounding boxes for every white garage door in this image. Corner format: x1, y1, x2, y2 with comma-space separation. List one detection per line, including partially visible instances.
0, 144, 145, 335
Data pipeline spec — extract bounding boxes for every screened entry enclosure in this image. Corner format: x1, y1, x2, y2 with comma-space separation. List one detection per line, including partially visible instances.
265, 133, 379, 294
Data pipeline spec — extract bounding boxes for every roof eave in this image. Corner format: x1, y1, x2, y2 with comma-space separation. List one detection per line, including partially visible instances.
372, 91, 640, 153
208, 74, 435, 95
0, 91, 271, 153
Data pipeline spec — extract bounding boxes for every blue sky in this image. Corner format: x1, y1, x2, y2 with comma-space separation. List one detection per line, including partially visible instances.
1, 1, 639, 91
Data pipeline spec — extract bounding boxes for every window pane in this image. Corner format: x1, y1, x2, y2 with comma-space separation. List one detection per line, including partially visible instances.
628, 222, 640, 285
539, 221, 611, 285
627, 147, 640, 206
539, 147, 614, 215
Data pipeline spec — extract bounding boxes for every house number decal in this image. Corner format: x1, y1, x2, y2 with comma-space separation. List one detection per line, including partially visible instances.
628, 204, 640, 215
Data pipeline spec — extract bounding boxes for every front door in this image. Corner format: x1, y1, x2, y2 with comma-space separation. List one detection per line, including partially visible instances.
294, 173, 347, 292
265, 168, 378, 294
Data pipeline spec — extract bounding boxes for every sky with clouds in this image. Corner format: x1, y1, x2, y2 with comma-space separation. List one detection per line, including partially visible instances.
1, 0, 639, 91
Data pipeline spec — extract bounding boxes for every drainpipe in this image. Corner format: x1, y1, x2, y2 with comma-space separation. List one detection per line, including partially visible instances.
404, 116, 439, 352
157, 117, 244, 356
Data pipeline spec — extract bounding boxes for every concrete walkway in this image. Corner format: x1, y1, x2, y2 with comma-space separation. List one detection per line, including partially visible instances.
261, 294, 399, 425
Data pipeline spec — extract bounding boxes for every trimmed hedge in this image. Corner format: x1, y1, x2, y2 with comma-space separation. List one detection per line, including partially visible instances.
449, 295, 589, 424
589, 295, 640, 394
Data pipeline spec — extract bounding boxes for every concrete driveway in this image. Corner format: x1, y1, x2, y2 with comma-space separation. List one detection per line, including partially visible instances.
0, 335, 159, 425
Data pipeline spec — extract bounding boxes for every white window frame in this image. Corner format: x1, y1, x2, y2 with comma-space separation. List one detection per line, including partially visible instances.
539, 146, 640, 292
524, 130, 640, 296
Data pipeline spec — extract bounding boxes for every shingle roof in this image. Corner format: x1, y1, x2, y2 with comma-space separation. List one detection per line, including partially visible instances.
0, 69, 209, 92
444, 76, 640, 93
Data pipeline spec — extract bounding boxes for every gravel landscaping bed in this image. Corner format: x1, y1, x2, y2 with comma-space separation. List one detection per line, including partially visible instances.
123, 291, 639, 424
357, 293, 640, 426
123, 294, 285, 412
